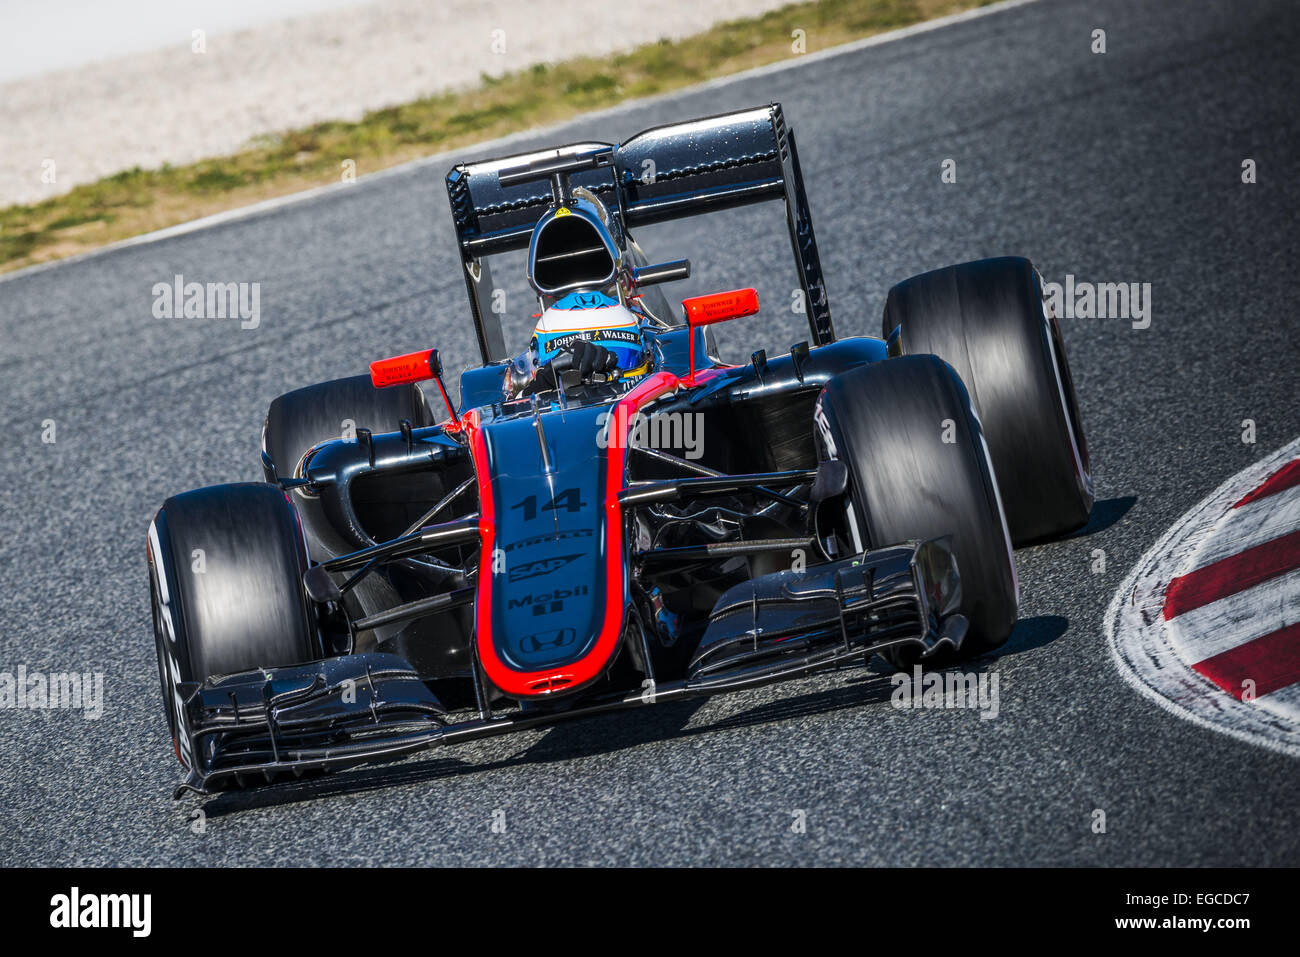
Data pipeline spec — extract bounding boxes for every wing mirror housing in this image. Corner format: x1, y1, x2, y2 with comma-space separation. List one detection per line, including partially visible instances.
370, 348, 440, 388
680, 288, 760, 379
369, 348, 459, 425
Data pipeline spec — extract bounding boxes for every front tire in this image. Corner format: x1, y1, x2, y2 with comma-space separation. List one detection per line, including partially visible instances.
148, 483, 318, 768
815, 355, 1018, 665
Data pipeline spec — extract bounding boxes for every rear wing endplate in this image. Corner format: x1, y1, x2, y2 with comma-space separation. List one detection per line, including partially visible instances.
445, 103, 834, 363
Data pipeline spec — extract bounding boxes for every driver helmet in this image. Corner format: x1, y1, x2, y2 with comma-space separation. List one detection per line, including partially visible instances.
532, 291, 649, 376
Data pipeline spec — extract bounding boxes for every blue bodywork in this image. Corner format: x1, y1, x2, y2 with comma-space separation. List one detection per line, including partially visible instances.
478, 404, 611, 672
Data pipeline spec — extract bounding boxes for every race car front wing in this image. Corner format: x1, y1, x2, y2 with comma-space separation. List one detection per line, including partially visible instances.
172, 538, 966, 796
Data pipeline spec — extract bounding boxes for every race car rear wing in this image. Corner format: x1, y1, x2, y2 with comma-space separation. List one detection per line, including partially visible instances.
445, 103, 834, 363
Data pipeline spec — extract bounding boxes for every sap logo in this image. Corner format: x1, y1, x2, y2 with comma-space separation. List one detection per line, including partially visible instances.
509, 585, 588, 616
508, 554, 582, 583
519, 628, 578, 653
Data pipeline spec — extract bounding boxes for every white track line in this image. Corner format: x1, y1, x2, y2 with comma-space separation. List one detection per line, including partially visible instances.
0, 0, 1039, 286
1107, 435, 1300, 758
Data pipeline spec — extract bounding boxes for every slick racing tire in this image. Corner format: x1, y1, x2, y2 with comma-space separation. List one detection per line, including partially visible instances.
816, 355, 1018, 667
262, 374, 435, 557
148, 483, 318, 770
262, 374, 433, 489
883, 256, 1093, 545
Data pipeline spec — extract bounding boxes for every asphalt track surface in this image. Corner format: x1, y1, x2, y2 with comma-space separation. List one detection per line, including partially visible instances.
1, 0, 1296, 866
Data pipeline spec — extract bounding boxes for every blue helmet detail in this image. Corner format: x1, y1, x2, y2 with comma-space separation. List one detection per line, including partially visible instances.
535, 322, 646, 371
550, 290, 619, 311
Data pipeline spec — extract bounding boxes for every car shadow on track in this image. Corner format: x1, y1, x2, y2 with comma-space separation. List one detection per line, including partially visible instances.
200, 617, 1070, 816
199, 666, 901, 816
993, 614, 1070, 658
1063, 496, 1137, 538
516, 666, 902, 766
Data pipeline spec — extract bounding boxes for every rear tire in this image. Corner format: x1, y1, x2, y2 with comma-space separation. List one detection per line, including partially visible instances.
148, 483, 318, 768
815, 355, 1018, 665
883, 256, 1093, 545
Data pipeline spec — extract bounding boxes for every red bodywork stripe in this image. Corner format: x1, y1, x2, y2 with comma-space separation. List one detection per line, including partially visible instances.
466, 372, 681, 697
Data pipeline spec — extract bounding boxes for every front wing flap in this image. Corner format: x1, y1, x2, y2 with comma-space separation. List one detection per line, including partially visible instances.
175, 653, 447, 796
688, 539, 966, 682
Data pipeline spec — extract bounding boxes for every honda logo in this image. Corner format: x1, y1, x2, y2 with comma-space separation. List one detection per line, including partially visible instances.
519, 628, 578, 653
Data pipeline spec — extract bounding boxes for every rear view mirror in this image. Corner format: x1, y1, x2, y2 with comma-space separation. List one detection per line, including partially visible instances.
370, 348, 440, 388
681, 287, 760, 327
681, 288, 760, 378
369, 348, 459, 425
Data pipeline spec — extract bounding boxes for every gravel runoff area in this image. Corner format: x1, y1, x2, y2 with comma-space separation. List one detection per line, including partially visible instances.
0, 0, 793, 206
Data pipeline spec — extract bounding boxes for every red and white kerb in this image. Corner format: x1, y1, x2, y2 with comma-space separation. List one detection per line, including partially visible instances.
1108, 436, 1300, 756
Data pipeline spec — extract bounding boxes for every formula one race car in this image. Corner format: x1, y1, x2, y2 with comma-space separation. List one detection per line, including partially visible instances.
147, 103, 1092, 795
